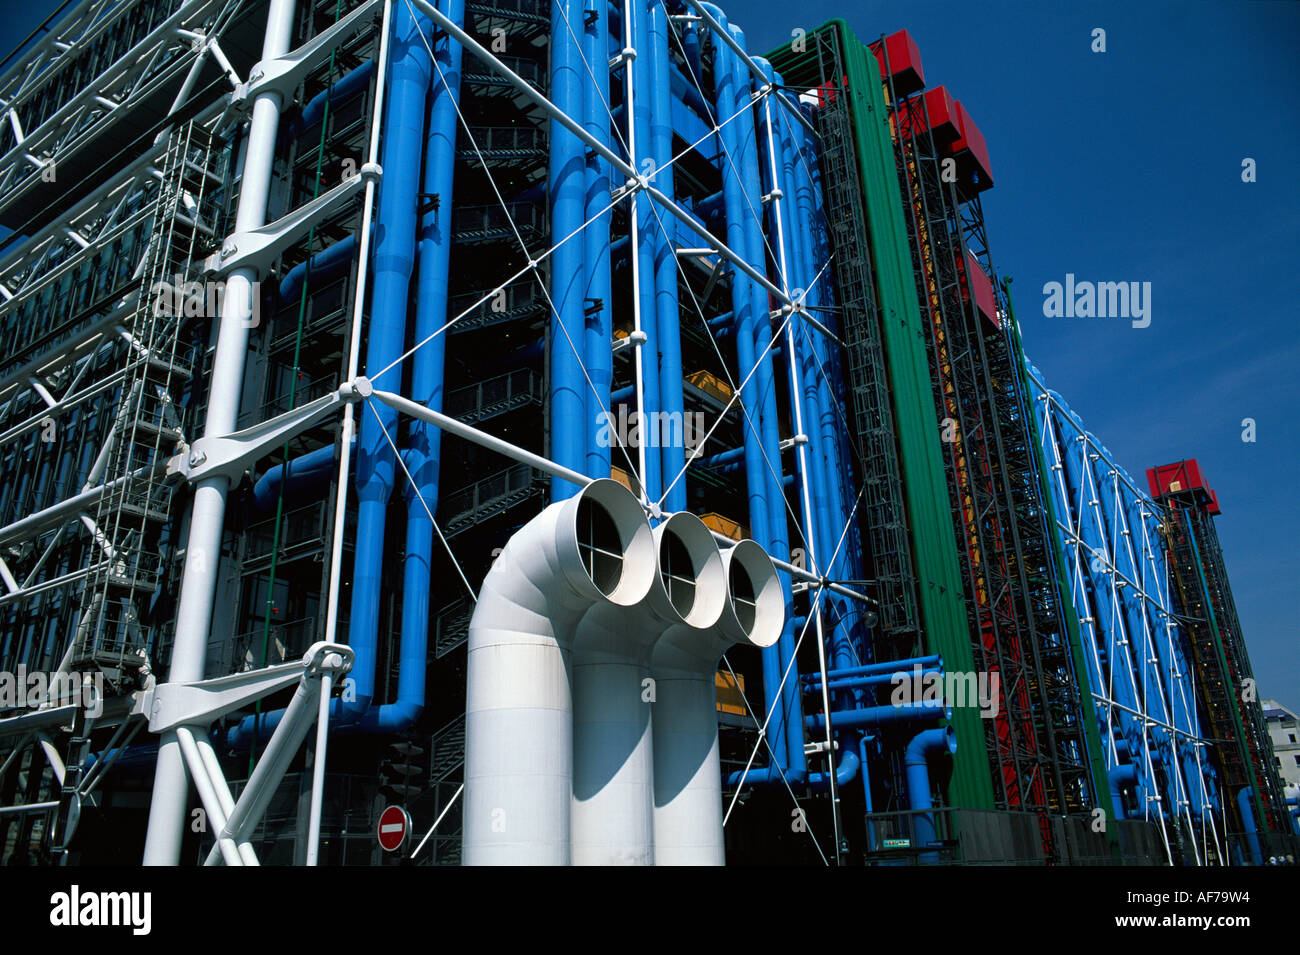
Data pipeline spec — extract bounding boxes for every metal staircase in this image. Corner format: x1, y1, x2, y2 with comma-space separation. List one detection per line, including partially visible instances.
72, 119, 215, 681
425, 714, 464, 865
444, 368, 541, 425
1162, 501, 1292, 854
440, 464, 544, 538
813, 71, 922, 657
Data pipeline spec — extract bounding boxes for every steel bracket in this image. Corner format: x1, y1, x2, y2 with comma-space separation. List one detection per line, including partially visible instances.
166, 382, 361, 483
230, 0, 381, 110
139, 642, 353, 733
203, 171, 369, 278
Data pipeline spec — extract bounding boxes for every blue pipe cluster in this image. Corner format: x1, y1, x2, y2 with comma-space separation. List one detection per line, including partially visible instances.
229, 0, 466, 744
1029, 363, 1219, 831
235, 5, 896, 824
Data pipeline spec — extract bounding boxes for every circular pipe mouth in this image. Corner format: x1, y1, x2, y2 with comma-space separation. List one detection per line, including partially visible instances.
652, 512, 726, 629
721, 539, 782, 648
570, 479, 655, 606
941, 725, 958, 756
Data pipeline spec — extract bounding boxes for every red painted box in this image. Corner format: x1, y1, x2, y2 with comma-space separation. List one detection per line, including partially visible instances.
899, 86, 961, 144
958, 250, 999, 328
870, 30, 925, 98
1146, 459, 1220, 514
952, 100, 994, 194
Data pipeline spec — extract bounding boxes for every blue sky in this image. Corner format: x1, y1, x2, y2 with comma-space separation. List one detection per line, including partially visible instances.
3, 1, 1295, 709
745, 0, 1300, 710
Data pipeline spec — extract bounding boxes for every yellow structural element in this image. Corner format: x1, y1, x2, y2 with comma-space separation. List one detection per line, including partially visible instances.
685, 369, 733, 403
699, 512, 745, 542
716, 670, 748, 716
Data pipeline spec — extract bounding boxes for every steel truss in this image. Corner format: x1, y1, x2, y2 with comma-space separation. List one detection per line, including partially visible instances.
1033, 379, 1225, 865
880, 54, 1094, 860
1158, 490, 1293, 859
0, 0, 245, 221
3, 0, 876, 865
790, 29, 922, 659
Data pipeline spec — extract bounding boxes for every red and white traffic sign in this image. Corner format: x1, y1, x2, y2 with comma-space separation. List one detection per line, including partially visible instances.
377, 805, 411, 852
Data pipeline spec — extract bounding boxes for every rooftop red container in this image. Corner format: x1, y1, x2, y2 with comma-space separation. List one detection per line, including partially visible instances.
899, 86, 961, 144
958, 250, 999, 328
1146, 459, 1222, 514
870, 30, 925, 98
952, 100, 994, 194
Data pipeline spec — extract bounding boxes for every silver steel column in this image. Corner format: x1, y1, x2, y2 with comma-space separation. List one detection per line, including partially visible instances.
142, 0, 298, 866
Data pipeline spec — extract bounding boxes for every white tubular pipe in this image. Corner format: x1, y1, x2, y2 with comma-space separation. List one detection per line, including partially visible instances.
651, 539, 783, 864
463, 479, 655, 865
143, 0, 297, 866
571, 512, 726, 865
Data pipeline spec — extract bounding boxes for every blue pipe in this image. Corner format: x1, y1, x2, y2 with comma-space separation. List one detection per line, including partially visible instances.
548, 0, 588, 500
1108, 762, 1137, 820
813, 215, 862, 660
250, 439, 441, 515
581, 0, 613, 479
802, 656, 943, 684
344, 1, 430, 720
906, 726, 957, 859
681, 12, 702, 89
860, 732, 877, 848
667, 54, 711, 122
795, 106, 863, 663
293, 59, 376, 136
253, 442, 340, 510
628, 0, 663, 504
376, 0, 464, 732
703, 2, 794, 781
726, 16, 805, 781
227, 2, 454, 744
1237, 786, 1263, 865
805, 701, 951, 733
697, 445, 745, 469
760, 59, 849, 691
650, 0, 686, 512
805, 738, 859, 790
810, 666, 942, 694
278, 233, 358, 304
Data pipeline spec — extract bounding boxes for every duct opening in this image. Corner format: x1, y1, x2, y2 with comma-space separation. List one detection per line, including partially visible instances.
661, 532, 696, 617
729, 559, 757, 635
577, 496, 623, 594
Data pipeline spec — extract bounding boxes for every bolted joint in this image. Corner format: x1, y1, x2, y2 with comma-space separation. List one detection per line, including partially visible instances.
302, 642, 354, 681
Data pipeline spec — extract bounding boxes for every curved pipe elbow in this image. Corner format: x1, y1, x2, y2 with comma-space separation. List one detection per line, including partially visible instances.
806, 744, 859, 790
905, 726, 958, 768
464, 479, 655, 865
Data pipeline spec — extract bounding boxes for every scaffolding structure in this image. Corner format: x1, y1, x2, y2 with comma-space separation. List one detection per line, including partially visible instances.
0, 0, 1290, 868
1150, 461, 1292, 861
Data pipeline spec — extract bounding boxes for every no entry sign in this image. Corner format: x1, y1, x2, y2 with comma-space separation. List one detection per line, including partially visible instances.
377, 805, 411, 852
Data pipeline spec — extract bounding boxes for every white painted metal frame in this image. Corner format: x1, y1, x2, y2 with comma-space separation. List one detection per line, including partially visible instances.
1032, 378, 1223, 865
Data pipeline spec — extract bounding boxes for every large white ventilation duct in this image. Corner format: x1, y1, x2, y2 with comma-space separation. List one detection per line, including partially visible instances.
464, 479, 783, 865
651, 539, 783, 864
571, 512, 727, 865
463, 479, 655, 865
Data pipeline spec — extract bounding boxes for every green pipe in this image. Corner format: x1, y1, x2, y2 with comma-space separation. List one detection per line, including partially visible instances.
769, 20, 994, 811
251, 0, 346, 771
1003, 279, 1119, 859
1182, 509, 1269, 849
